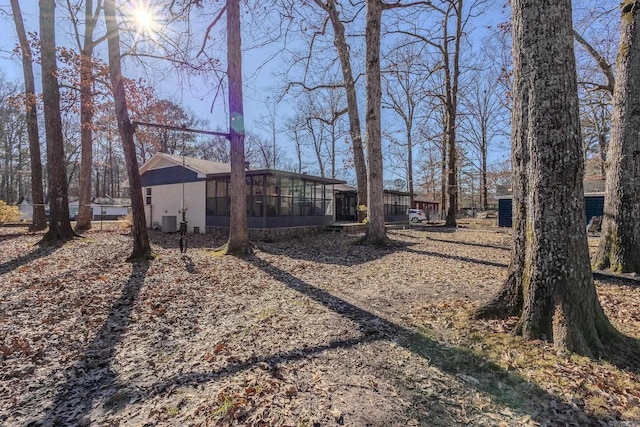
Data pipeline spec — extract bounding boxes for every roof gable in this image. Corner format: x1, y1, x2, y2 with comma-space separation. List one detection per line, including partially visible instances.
139, 152, 230, 177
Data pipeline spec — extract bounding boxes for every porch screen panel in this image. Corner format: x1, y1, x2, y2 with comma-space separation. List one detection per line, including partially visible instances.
247, 176, 264, 217
280, 177, 292, 216
304, 181, 314, 216
384, 192, 391, 216
206, 179, 229, 215
292, 179, 304, 216
314, 182, 324, 215
266, 176, 278, 217
324, 184, 333, 215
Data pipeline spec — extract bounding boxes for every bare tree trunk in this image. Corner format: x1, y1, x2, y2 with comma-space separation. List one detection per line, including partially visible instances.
39, 0, 77, 244
362, 0, 388, 245
306, 119, 326, 177
76, 0, 101, 232
594, 0, 640, 273
407, 126, 414, 200
104, 0, 152, 261
222, 0, 251, 255
444, 1, 462, 227
598, 130, 607, 176
11, 0, 46, 231
330, 122, 336, 179
292, 126, 303, 174
317, 0, 368, 221
481, 143, 488, 210
440, 115, 447, 220
475, 0, 620, 356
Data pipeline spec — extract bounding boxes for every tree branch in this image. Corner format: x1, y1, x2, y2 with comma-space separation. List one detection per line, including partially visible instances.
572, 29, 614, 94
196, 5, 226, 58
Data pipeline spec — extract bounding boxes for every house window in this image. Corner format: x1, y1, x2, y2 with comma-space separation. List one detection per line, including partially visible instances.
145, 188, 151, 205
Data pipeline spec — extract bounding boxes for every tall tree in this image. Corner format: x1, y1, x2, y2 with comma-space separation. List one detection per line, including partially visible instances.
475, 0, 620, 356
104, 0, 152, 261
594, 0, 640, 273
39, 0, 77, 243
459, 70, 507, 210
134, 99, 200, 156
10, 0, 47, 231
255, 96, 280, 169
305, 115, 328, 177
70, 0, 105, 232
362, 0, 387, 244
0, 79, 28, 205
382, 42, 431, 201
442, 0, 463, 227
362, 0, 433, 243
222, 0, 251, 254
390, 0, 476, 225
294, 88, 347, 178
313, 0, 368, 221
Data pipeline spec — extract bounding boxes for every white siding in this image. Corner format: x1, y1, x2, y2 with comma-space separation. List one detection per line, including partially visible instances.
142, 181, 205, 233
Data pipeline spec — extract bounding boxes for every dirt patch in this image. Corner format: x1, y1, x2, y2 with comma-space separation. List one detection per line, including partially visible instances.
0, 225, 638, 426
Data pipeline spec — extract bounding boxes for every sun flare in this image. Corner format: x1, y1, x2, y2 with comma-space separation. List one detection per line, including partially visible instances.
134, 7, 154, 31
127, 0, 159, 37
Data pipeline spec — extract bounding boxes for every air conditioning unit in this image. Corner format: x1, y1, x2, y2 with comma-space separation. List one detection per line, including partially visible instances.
161, 216, 177, 233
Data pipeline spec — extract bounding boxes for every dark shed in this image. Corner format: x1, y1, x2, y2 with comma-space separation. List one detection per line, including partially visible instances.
497, 194, 605, 228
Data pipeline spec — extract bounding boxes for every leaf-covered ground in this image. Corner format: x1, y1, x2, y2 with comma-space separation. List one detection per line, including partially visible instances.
1, 224, 639, 426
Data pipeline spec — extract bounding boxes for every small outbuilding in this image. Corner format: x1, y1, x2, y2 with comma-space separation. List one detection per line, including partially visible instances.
412, 194, 439, 220
498, 193, 605, 228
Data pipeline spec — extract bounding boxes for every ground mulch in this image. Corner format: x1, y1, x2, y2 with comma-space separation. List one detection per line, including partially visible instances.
1, 224, 639, 426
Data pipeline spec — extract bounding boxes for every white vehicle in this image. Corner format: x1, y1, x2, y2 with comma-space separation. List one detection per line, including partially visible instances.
408, 209, 426, 224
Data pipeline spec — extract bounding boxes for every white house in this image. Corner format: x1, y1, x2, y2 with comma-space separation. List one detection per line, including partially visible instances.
139, 152, 344, 235
139, 153, 218, 233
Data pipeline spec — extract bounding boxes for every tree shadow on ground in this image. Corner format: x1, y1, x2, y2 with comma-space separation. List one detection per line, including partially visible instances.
138, 255, 608, 425
592, 272, 640, 371
255, 234, 417, 267
411, 224, 458, 233
390, 230, 424, 239
0, 228, 33, 245
36, 262, 149, 426
147, 229, 226, 251
401, 246, 509, 269
593, 271, 640, 287
0, 244, 60, 275
420, 235, 511, 252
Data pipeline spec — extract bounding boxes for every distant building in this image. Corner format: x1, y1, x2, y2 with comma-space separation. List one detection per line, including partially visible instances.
497, 180, 605, 227
412, 195, 439, 219
18, 196, 129, 221
89, 197, 130, 220
498, 194, 604, 228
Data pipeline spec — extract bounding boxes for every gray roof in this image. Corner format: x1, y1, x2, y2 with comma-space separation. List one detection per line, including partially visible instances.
92, 197, 131, 206
414, 194, 439, 204
583, 179, 606, 194
334, 184, 356, 192
141, 152, 345, 184
162, 153, 231, 175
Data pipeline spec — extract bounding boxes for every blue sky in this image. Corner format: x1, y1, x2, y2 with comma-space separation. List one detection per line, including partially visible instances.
0, 1, 513, 186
